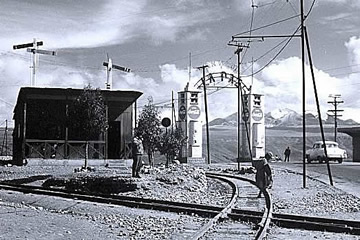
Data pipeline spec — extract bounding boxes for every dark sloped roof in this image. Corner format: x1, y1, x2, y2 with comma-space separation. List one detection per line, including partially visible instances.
13, 87, 142, 117
338, 125, 360, 136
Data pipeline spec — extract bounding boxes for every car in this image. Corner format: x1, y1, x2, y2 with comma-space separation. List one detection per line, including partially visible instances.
306, 141, 347, 164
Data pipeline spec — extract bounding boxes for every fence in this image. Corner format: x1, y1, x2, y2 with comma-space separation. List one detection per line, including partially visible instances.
25, 139, 105, 159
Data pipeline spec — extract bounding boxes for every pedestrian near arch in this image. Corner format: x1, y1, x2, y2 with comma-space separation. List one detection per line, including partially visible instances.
284, 146, 291, 162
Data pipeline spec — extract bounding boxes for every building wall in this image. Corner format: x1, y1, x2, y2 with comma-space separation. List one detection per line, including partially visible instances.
353, 136, 360, 162
12, 88, 141, 165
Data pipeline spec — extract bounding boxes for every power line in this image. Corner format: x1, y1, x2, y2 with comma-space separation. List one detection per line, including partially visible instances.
323, 63, 360, 72
242, 25, 301, 77
0, 97, 15, 108
233, 14, 300, 36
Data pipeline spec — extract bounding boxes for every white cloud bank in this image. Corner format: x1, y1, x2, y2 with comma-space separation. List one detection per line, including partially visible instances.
2, 33, 360, 125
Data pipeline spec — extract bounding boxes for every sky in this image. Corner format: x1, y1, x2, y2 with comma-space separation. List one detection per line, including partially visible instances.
0, 0, 360, 127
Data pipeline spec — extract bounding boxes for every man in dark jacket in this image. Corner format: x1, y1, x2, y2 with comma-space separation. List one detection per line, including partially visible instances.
253, 156, 273, 198
132, 137, 143, 178
284, 146, 291, 162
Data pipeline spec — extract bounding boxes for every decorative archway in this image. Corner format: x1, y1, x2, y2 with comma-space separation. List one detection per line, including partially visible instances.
194, 71, 253, 164
194, 71, 250, 92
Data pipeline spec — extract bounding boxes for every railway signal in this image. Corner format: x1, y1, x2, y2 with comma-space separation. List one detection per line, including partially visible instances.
103, 56, 131, 89
13, 38, 56, 86
13, 41, 43, 50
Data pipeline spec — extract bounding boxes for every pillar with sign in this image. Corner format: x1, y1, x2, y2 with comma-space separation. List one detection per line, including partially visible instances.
249, 94, 265, 159
177, 86, 204, 164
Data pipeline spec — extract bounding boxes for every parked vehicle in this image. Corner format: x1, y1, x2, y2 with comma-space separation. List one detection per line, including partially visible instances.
306, 141, 347, 163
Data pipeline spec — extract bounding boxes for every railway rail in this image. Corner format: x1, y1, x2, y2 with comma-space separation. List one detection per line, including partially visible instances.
0, 173, 270, 239
1, 172, 359, 238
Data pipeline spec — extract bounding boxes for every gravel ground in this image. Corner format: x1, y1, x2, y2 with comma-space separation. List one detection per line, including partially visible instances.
270, 167, 360, 220
268, 166, 360, 239
0, 162, 359, 239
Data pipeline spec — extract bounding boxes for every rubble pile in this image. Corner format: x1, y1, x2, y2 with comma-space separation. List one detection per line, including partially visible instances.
42, 176, 138, 194
122, 164, 232, 206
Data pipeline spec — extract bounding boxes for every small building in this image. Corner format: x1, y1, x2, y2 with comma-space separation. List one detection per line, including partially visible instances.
12, 87, 142, 165
338, 126, 360, 162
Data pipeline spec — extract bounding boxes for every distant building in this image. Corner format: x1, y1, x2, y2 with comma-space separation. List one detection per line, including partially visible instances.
338, 126, 360, 162
12, 87, 142, 165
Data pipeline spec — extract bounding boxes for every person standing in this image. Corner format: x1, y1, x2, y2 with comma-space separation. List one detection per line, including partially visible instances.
132, 137, 143, 178
284, 146, 291, 162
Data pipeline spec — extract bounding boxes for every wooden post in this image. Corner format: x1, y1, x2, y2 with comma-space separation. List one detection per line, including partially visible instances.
65, 102, 69, 159
197, 65, 210, 164
22, 102, 27, 163
105, 105, 109, 159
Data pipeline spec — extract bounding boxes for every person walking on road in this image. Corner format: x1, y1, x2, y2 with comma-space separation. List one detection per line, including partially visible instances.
253, 155, 273, 198
132, 137, 143, 178
284, 146, 291, 162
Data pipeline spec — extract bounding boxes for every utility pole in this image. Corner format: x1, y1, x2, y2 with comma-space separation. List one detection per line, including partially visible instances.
327, 94, 344, 142
197, 65, 210, 164
103, 56, 131, 89
300, 0, 307, 189
1, 120, 8, 156
228, 42, 249, 170
231, 0, 310, 187
305, 26, 333, 186
13, 38, 56, 86
171, 91, 175, 133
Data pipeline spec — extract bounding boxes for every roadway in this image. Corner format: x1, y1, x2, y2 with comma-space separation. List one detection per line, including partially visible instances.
273, 159, 360, 198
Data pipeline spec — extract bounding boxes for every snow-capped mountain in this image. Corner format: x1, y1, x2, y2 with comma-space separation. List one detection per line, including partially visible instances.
209, 108, 358, 127
265, 108, 302, 127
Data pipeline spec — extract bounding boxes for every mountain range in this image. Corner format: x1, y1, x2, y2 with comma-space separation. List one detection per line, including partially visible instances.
209, 108, 359, 128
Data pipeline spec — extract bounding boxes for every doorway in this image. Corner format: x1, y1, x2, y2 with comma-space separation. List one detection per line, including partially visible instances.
108, 121, 121, 159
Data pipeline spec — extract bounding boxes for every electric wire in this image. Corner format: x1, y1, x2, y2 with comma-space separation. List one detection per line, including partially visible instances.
305, 0, 317, 19
242, 25, 301, 77
0, 97, 15, 108
233, 14, 300, 36
240, 0, 257, 64
237, 0, 317, 76
324, 63, 360, 72
287, 0, 299, 16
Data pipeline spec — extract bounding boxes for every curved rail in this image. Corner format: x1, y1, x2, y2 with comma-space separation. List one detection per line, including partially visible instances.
205, 172, 272, 239
188, 173, 239, 240
0, 182, 223, 217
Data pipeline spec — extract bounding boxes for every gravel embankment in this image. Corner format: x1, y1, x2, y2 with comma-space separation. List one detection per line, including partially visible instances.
270, 167, 360, 220
0, 162, 359, 239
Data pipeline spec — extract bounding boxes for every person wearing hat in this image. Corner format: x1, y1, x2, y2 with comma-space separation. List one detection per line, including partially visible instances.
132, 137, 144, 178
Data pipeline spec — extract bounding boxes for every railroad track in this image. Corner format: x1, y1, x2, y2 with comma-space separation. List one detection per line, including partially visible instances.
0, 173, 269, 239
207, 172, 360, 237
1, 172, 359, 238
206, 172, 272, 240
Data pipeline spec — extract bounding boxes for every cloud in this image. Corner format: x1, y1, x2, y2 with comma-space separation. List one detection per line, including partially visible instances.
144, 16, 181, 44
0, 55, 30, 123
255, 51, 360, 122
345, 36, 360, 65
321, 0, 360, 8
0, 0, 239, 51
